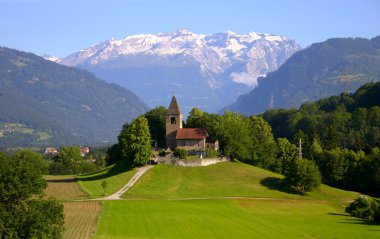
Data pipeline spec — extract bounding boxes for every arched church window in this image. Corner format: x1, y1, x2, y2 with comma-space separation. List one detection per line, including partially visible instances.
171, 117, 176, 124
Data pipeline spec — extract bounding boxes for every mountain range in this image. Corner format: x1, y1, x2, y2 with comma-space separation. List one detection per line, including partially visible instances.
0, 47, 148, 147
50, 29, 301, 113
226, 36, 380, 115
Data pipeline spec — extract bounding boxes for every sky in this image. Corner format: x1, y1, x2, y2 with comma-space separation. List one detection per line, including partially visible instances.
0, 0, 379, 58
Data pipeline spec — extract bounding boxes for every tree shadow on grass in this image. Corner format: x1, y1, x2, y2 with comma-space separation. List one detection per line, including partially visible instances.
46, 178, 77, 183
260, 177, 304, 195
332, 216, 380, 227
77, 161, 134, 182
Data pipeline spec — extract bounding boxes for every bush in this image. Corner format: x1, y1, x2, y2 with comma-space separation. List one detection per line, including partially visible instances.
205, 149, 219, 158
283, 158, 321, 193
346, 196, 380, 221
173, 148, 188, 159
158, 149, 166, 157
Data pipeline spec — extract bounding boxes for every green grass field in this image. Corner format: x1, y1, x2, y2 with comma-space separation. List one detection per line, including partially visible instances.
77, 161, 137, 197
68, 161, 377, 239
94, 199, 379, 239
123, 162, 357, 207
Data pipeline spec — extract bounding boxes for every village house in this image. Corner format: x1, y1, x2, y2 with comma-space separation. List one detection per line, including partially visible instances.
44, 147, 58, 156
165, 96, 219, 153
80, 147, 90, 157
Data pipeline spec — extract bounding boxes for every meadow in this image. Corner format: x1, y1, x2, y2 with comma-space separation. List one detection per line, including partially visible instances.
94, 199, 379, 239
90, 161, 380, 238
45, 161, 379, 239
76, 161, 137, 197
122, 162, 357, 207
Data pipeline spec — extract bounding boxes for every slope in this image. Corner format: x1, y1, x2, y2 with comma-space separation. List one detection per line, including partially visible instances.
0, 47, 148, 147
76, 161, 137, 198
93, 162, 379, 239
226, 36, 380, 115
122, 162, 357, 205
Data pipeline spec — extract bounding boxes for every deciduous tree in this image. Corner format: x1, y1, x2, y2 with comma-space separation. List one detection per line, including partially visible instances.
119, 116, 152, 166
0, 152, 64, 238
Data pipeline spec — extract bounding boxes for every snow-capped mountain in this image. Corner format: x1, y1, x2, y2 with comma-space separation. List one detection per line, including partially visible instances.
53, 29, 301, 113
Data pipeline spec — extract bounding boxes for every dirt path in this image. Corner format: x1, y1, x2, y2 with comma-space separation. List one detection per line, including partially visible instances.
96, 165, 153, 200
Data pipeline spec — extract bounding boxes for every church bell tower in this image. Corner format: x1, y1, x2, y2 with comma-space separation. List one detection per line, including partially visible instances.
166, 96, 182, 150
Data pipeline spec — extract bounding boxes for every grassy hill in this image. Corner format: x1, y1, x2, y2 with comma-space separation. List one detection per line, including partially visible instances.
122, 162, 357, 207
45, 161, 378, 238
90, 162, 380, 239
76, 161, 137, 198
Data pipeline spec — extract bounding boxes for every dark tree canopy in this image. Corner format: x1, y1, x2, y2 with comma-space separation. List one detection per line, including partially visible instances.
0, 150, 64, 238
118, 116, 152, 166
144, 106, 167, 148
283, 158, 322, 193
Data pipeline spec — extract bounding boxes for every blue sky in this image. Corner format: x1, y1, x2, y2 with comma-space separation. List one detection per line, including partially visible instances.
0, 0, 379, 57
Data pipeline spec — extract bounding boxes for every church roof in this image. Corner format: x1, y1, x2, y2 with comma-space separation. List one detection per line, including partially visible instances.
167, 96, 182, 114
176, 128, 208, 140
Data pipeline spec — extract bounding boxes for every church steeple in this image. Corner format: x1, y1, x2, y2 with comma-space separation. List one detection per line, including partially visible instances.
165, 96, 183, 149
167, 96, 182, 115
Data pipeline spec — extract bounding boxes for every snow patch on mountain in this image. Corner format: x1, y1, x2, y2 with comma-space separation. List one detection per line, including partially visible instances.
48, 29, 301, 112
58, 29, 300, 87
42, 54, 61, 63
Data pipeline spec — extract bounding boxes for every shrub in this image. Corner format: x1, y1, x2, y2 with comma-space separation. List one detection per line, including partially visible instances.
283, 158, 321, 193
205, 149, 219, 158
173, 148, 188, 159
346, 196, 380, 221
158, 149, 166, 157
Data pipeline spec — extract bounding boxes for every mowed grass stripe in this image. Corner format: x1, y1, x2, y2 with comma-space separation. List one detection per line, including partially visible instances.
94, 199, 379, 239
63, 202, 102, 239
44, 175, 87, 200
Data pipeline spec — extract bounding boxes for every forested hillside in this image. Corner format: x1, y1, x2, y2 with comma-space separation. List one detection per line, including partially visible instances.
262, 82, 380, 196
226, 36, 380, 115
0, 47, 148, 148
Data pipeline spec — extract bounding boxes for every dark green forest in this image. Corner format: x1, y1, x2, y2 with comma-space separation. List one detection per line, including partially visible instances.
261, 82, 380, 196
0, 47, 148, 148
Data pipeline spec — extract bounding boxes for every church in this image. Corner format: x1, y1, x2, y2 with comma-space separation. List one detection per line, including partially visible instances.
165, 96, 219, 152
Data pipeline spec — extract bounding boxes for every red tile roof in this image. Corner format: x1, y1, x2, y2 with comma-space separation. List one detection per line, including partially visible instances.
176, 128, 208, 140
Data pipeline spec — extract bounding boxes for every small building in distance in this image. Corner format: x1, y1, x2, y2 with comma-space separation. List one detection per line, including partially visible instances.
79, 147, 90, 157
165, 96, 219, 152
44, 147, 58, 156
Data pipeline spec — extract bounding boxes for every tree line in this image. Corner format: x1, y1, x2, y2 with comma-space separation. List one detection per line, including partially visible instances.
262, 82, 380, 197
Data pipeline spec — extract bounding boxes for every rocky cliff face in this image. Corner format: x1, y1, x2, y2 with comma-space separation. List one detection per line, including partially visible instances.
54, 29, 301, 113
